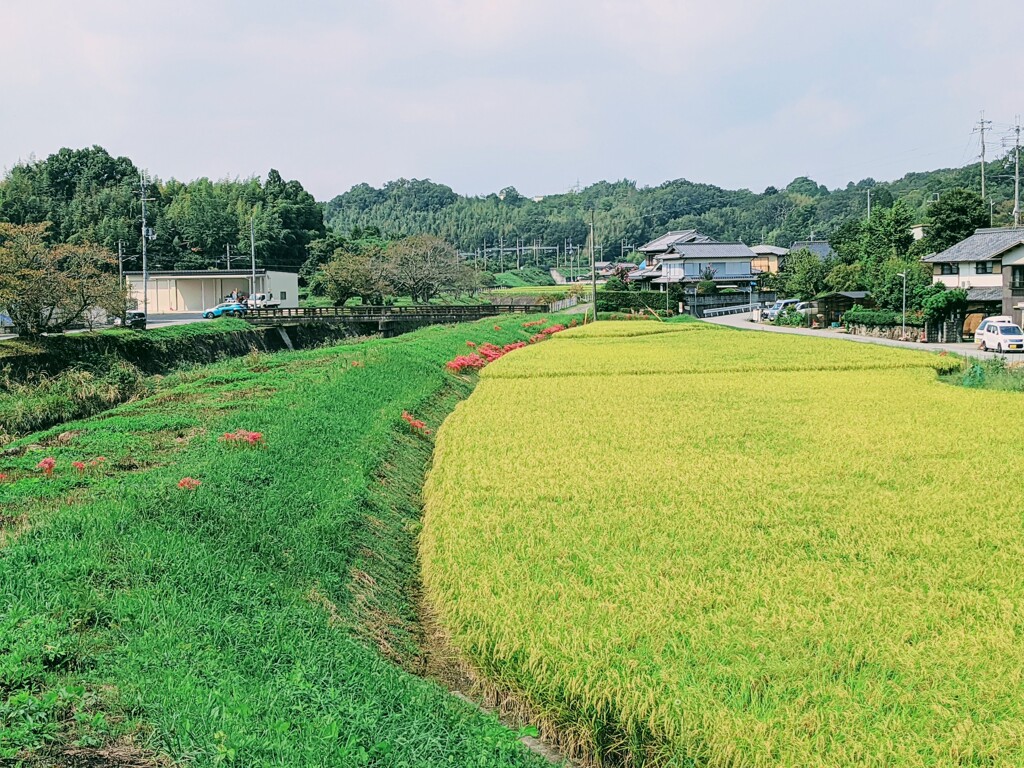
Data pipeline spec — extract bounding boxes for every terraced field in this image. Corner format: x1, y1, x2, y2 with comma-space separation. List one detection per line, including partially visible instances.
422, 320, 1024, 766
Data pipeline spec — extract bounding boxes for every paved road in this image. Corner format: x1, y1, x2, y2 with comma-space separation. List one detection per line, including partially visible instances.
0, 313, 206, 342
704, 311, 1007, 361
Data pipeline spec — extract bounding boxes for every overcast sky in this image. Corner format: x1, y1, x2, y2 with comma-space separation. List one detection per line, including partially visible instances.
1, 1, 1021, 201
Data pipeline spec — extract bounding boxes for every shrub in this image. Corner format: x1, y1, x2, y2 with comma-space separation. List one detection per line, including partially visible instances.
596, 291, 666, 313
843, 304, 924, 328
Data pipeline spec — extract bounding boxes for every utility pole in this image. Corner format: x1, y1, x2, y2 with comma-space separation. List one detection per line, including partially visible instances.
589, 210, 598, 322
976, 111, 992, 199
1014, 116, 1021, 228
866, 189, 871, 219
117, 240, 124, 286
226, 243, 231, 270
250, 212, 257, 302
898, 272, 907, 341
140, 174, 151, 317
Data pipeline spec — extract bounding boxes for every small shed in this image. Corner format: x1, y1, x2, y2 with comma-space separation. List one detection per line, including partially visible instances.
816, 291, 872, 326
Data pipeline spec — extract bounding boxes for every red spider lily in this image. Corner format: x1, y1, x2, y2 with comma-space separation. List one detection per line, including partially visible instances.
351, 360, 365, 368
541, 324, 566, 335
466, 340, 477, 348
493, 325, 502, 331
72, 461, 86, 474
529, 333, 546, 344
402, 411, 432, 435
220, 429, 266, 447
178, 477, 201, 490
503, 342, 526, 352
36, 457, 56, 476
523, 318, 548, 328
478, 343, 505, 362
0, 473, 9, 483
445, 354, 487, 373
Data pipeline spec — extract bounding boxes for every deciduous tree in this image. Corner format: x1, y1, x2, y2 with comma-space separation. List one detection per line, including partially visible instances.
0, 223, 127, 337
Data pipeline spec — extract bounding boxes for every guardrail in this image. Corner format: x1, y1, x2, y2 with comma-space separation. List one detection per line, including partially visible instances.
701, 303, 761, 318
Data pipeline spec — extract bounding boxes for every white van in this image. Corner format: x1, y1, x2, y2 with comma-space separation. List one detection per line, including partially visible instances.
244, 293, 281, 309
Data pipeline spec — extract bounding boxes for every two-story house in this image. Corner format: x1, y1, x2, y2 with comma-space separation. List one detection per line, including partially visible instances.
628, 231, 758, 290
921, 228, 1024, 323
652, 242, 760, 286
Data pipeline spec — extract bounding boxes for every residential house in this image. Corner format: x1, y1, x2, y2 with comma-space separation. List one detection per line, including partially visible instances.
652, 242, 759, 287
751, 245, 789, 274
628, 230, 722, 289
126, 269, 300, 314
921, 227, 1024, 323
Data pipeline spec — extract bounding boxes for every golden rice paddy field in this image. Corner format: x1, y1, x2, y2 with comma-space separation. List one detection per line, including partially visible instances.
422, 321, 1024, 767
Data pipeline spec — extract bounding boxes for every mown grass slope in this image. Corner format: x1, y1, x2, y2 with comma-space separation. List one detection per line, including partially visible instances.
0, 318, 563, 767
423, 321, 1024, 766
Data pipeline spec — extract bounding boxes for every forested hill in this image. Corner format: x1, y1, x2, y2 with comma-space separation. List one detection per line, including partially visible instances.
0, 146, 325, 274
325, 162, 1018, 256
0, 144, 1016, 275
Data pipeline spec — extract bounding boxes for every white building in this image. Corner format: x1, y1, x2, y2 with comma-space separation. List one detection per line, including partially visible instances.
125, 269, 300, 313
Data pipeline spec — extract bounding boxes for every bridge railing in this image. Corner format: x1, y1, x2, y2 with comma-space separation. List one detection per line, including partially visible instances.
245, 303, 549, 324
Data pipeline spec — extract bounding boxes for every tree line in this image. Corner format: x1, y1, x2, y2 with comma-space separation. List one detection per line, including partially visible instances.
323, 159, 1019, 262
763, 189, 989, 313
0, 146, 326, 274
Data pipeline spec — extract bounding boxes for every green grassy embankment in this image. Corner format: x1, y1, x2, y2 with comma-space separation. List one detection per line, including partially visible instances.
0, 320, 358, 445
0, 317, 567, 767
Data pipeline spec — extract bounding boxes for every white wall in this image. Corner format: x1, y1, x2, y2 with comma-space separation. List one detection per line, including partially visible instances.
266, 271, 300, 308
932, 261, 1002, 289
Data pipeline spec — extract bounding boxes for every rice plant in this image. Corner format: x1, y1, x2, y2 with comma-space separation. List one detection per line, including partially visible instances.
423, 321, 1024, 766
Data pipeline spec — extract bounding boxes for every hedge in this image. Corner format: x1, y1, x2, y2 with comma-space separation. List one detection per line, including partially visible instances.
843, 305, 924, 328
596, 290, 668, 313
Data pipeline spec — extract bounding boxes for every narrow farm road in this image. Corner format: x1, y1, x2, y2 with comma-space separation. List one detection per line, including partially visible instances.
704, 312, 1001, 361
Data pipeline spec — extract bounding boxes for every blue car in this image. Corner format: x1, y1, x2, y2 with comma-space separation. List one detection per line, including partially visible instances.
202, 301, 247, 319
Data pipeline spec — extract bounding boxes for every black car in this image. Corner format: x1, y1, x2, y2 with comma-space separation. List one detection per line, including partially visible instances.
114, 311, 147, 330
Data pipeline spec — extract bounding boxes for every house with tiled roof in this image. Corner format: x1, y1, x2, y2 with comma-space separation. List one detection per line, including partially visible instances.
751, 244, 789, 274
628, 231, 758, 290
922, 227, 1024, 322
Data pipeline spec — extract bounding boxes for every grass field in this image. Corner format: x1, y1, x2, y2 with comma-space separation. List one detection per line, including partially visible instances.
422, 321, 1024, 766
0, 317, 569, 767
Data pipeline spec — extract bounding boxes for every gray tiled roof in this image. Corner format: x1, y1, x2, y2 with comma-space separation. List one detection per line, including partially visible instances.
628, 265, 663, 279
789, 240, 835, 260
751, 244, 789, 256
662, 242, 756, 260
922, 228, 1024, 263
966, 287, 1003, 302
637, 230, 717, 253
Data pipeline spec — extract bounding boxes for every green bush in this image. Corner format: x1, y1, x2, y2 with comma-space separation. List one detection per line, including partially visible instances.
596, 290, 668, 313
843, 305, 924, 328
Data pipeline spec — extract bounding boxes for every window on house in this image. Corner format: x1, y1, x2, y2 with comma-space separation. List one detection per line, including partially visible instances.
939, 264, 959, 275
976, 262, 992, 275
279, 291, 287, 300
1012, 266, 1024, 290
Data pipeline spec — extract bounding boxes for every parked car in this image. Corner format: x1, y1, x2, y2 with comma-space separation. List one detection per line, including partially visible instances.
763, 299, 800, 321
244, 293, 281, 309
974, 315, 1014, 347
979, 321, 1024, 353
113, 310, 147, 330
203, 301, 247, 319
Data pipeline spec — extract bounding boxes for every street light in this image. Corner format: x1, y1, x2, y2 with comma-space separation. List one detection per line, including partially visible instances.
897, 272, 907, 341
